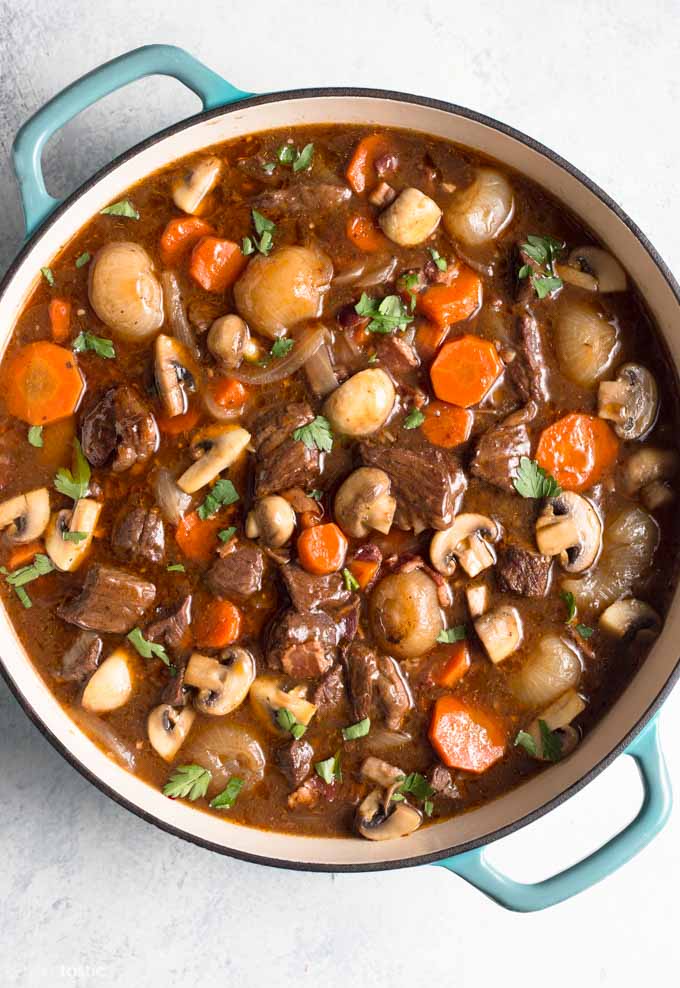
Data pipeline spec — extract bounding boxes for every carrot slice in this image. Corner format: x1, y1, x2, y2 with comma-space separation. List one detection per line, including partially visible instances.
346, 214, 387, 252
345, 134, 391, 194
210, 377, 247, 411
417, 268, 482, 329
156, 405, 201, 435
415, 321, 449, 360
431, 642, 471, 687
430, 335, 503, 408
348, 557, 380, 590
193, 598, 242, 648
429, 695, 506, 773
4, 342, 85, 425
536, 413, 619, 492
175, 511, 224, 563
189, 237, 247, 292
160, 217, 214, 266
422, 401, 473, 448
297, 523, 348, 575
7, 540, 44, 570
48, 298, 71, 342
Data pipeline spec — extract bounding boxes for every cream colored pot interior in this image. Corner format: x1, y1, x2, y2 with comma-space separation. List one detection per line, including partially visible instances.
1, 94, 679, 867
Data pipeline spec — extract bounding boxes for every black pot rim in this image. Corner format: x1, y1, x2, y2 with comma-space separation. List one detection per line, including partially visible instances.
1, 85, 679, 874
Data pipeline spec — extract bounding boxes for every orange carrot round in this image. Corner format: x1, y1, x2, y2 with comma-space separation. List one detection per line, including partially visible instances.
415, 321, 449, 360
431, 641, 471, 687
160, 217, 214, 266
428, 695, 506, 773
536, 413, 619, 492
210, 377, 247, 411
345, 134, 391, 194
193, 598, 242, 648
189, 237, 248, 292
346, 214, 387, 252
48, 298, 71, 342
4, 342, 85, 425
156, 405, 201, 435
348, 557, 380, 590
416, 268, 482, 329
422, 401, 473, 448
297, 523, 348, 575
430, 335, 503, 408
175, 511, 223, 563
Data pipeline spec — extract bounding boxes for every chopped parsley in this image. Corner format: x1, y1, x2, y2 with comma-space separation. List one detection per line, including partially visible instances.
54, 439, 91, 501
241, 236, 255, 256
167, 563, 186, 572
72, 331, 116, 359
269, 338, 295, 359
41, 267, 55, 286
539, 719, 563, 762
308, 489, 323, 501
276, 142, 314, 172
437, 625, 467, 644
218, 526, 237, 543
262, 162, 276, 176
403, 407, 425, 430
127, 627, 172, 669
514, 730, 537, 756
561, 590, 577, 623
62, 531, 87, 543
354, 292, 413, 334
342, 567, 360, 592
163, 764, 211, 800
342, 717, 370, 741
513, 457, 561, 499
27, 425, 43, 448
518, 234, 564, 299
392, 772, 435, 809
196, 478, 239, 520
428, 247, 447, 271
276, 708, 307, 740
367, 352, 378, 365
75, 251, 91, 268
209, 776, 244, 810
1, 553, 54, 609
401, 272, 420, 312
100, 199, 140, 220
293, 415, 334, 452
576, 623, 594, 639
315, 751, 342, 785
243, 209, 275, 256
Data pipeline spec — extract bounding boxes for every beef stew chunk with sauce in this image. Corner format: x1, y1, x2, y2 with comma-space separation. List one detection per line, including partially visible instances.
1, 125, 678, 840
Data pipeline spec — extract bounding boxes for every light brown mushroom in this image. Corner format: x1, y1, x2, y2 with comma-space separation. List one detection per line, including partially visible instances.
246, 496, 296, 548
154, 334, 196, 417
474, 605, 523, 664
207, 314, 250, 368
172, 155, 223, 215
623, 447, 678, 497
333, 467, 396, 538
355, 788, 422, 840
44, 498, 102, 572
0, 488, 50, 544
535, 492, 602, 573
465, 580, 490, 618
598, 598, 661, 641
598, 364, 658, 440
81, 648, 133, 714
249, 675, 317, 736
360, 756, 404, 788
369, 570, 443, 659
184, 647, 255, 716
147, 704, 196, 761
378, 188, 442, 246
524, 689, 586, 761
568, 246, 627, 293
177, 424, 250, 493
430, 514, 499, 578
323, 369, 395, 437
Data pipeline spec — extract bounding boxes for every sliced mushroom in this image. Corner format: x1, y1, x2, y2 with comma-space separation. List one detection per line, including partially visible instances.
89, 242, 163, 341
465, 580, 490, 618
172, 155, 222, 215
525, 689, 586, 760
554, 262, 598, 292
334, 467, 396, 538
360, 756, 404, 788
249, 674, 317, 736
184, 647, 255, 716
147, 704, 196, 761
154, 334, 196, 417
598, 598, 661, 641
568, 246, 627, 293
246, 495, 296, 548
474, 605, 523, 664
598, 364, 658, 440
535, 492, 602, 574
323, 368, 395, 437
177, 424, 250, 493
378, 188, 442, 246
81, 647, 132, 714
356, 788, 422, 840
430, 514, 499, 578
623, 446, 678, 497
45, 498, 102, 572
0, 488, 50, 543
207, 315, 250, 368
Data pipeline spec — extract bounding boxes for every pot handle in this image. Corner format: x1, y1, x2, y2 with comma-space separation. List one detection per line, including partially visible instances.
436, 715, 671, 912
12, 44, 251, 236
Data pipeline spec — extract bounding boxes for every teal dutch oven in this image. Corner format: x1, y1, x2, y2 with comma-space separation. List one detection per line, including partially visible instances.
1, 45, 678, 912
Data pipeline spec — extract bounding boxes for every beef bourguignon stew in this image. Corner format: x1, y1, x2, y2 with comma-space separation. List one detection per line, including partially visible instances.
1, 125, 678, 839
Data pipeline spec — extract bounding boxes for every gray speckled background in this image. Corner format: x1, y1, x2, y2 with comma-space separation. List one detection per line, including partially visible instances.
1, 1, 679, 985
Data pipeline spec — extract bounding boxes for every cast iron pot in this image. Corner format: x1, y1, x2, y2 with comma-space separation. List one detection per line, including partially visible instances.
1, 45, 678, 912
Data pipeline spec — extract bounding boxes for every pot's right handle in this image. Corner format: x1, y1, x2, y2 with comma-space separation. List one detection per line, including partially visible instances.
436, 716, 671, 912
12, 44, 251, 237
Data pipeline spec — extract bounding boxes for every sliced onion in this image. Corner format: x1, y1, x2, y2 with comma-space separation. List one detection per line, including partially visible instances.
201, 373, 245, 422
555, 300, 618, 387
183, 722, 265, 792
69, 706, 137, 771
363, 727, 412, 753
161, 270, 200, 362
510, 635, 581, 708
332, 255, 398, 289
305, 340, 339, 396
152, 468, 192, 525
229, 325, 326, 385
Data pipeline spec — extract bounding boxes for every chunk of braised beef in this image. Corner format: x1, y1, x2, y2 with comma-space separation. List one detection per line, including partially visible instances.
346, 642, 411, 729
111, 506, 165, 565
280, 563, 351, 612
80, 386, 158, 473
507, 311, 548, 404
250, 402, 321, 496
312, 665, 346, 711
374, 152, 398, 177
347, 641, 378, 722
267, 608, 339, 678
375, 654, 412, 730
206, 544, 264, 600
146, 595, 192, 648
159, 656, 189, 707
428, 764, 461, 799
496, 545, 552, 597
360, 437, 466, 531
376, 334, 420, 381
275, 738, 314, 788
57, 631, 102, 683
58, 564, 156, 633
253, 182, 351, 215
471, 422, 530, 493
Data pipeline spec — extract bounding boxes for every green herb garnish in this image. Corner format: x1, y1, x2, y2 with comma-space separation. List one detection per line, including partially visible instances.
342, 567, 360, 592
127, 627, 172, 669
293, 415, 334, 452
561, 590, 576, 623
518, 234, 564, 299
276, 708, 307, 740
54, 439, 91, 501
315, 751, 342, 785
100, 199, 139, 220
196, 478, 239, 520
308, 489, 323, 501
72, 331, 116, 359
539, 719, 563, 762
27, 425, 43, 448
354, 292, 413, 334
1, 553, 54, 609
270, 338, 295, 359
75, 251, 91, 268
167, 563, 185, 572
437, 625, 467, 644
62, 531, 87, 543
218, 526, 237, 543
276, 142, 314, 172
514, 730, 537, 756
513, 457, 562, 499
41, 267, 55, 286
428, 247, 447, 271
262, 162, 276, 176
402, 272, 420, 312
250, 209, 275, 255
163, 764, 211, 800
209, 776, 244, 810
241, 236, 255, 256
342, 717, 370, 741
403, 408, 425, 430
576, 623, 594, 639
395, 772, 435, 803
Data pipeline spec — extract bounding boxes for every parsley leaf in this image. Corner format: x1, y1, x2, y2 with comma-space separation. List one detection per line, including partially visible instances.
241, 236, 255, 256
167, 563, 185, 572
41, 267, 55, 286
342, 717, 370, 741
275, 142, 314, 173
396, 772, 435, 802
293, 415, 334, 452
315, 751, 342, 784
513, 457, 561, 499
270, 338, 295, 359
262, 162, 276, 176
196, 478, 239, 520
514, 730, 537, 756
75, 251, 91, 268
62, 531, 87, 543
163, 764, 211, 800
354, 293, 413, 334
276, 144, 296, 165
72, 331, 115, 359
276, 708, 307, 740
518, 234, 564, 299
423, 799, 434, 817
100, 199, 139, 220
27, 425, 43, 448
250, 209, 276, 255
561, 590, 576, 623
218, 526, 237, 543
437, 625, 466, 644
533, 275, 563, 299
3, 553, 53, 589
54, 439, 91, 501
539, 719, 563, 762
209, 776, 244, 810
403, 408, 425, 430
342, 567, 360, 592
428, 247, 447, 271
402, 272, 420, 312
127, 627, 172, 669
367, 352, 378, 365
576, 623, 594, 639
14, 586, 32, 609
307, 489, 323, 501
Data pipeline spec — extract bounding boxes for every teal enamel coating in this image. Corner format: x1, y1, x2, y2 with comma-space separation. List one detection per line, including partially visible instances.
12, 44, 252, 236
8, 45, 674, 910
438, 715, 671, 911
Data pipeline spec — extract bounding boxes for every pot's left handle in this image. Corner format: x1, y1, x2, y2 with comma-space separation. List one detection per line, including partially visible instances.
12, 44, 252, 237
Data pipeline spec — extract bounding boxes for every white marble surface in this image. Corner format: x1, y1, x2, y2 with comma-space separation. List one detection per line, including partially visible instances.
1, 0, 679, 984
